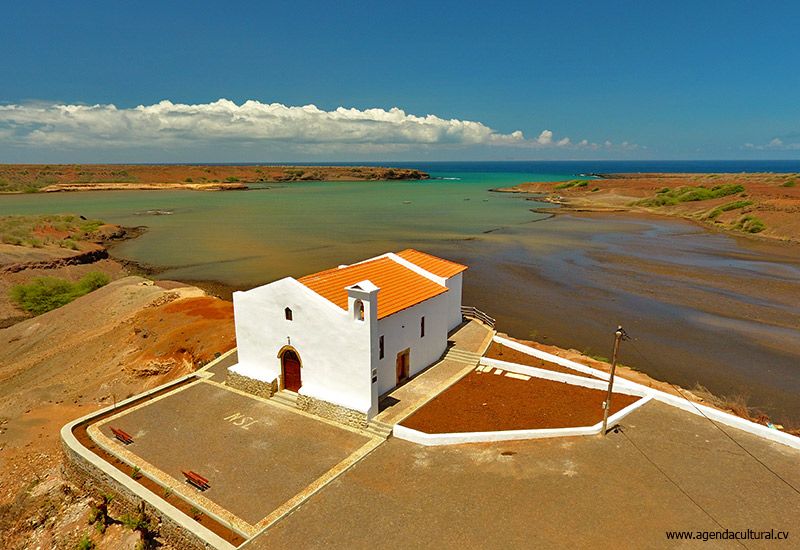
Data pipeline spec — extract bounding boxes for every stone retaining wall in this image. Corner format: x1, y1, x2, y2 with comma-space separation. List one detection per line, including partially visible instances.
226, 371, 277, 399
296, 395, 368, 429
62, 440, 217, 550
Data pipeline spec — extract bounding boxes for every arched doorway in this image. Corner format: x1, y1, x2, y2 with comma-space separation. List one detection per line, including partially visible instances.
281, 349, 302, 392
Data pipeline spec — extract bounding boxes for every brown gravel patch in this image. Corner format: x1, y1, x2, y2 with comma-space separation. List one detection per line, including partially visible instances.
484, 341, 598, 379
402, 369, 640, 433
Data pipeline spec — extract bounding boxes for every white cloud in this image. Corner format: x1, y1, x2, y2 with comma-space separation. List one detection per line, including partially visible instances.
536, 130, 553, 145
0, 99, 629, 154
744, 137, 800, 151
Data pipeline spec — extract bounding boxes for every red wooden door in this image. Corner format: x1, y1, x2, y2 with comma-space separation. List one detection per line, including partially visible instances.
282, 351, 302, 392
396, 349, 410, 384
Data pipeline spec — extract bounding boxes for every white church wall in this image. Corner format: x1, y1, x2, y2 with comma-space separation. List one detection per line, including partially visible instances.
444, 272, 463, 330
232, 278, 374, 414
374, 292, 450, 396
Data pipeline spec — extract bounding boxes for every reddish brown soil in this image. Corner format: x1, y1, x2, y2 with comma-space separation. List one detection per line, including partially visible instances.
484, 342, 597, 379
497, 172, 800, 244
402, 370, 640, 433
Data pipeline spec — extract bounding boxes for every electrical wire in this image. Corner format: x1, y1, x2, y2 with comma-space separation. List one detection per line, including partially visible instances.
614, 425, 748, 549
624, 337, 800, 497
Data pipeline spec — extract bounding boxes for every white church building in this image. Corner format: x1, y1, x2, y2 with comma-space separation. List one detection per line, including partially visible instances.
227, 249, 467, 426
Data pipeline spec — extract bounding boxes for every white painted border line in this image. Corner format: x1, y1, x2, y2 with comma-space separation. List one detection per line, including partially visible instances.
480, 357, 646, 397
492, 335, 800, 450
393, 396, 653, 446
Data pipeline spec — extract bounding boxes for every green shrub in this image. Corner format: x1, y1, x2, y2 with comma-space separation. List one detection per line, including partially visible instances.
121, 512, 150, 531
735, 215, 766, 233
10, 272, 110, 315
635, 184, 746, 207
782, 179, 797, 187
224, 176, 240, 182
184, 177, 193, 183
554, 179, 590, 190
76, 533, 95, 550
60, 238, 79, 250
705, 200, 753, 219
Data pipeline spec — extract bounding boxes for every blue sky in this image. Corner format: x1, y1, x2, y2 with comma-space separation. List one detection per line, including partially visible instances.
1, 0, 798, 162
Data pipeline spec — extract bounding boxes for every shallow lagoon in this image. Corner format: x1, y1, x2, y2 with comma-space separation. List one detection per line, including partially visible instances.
2, 167, 799, 426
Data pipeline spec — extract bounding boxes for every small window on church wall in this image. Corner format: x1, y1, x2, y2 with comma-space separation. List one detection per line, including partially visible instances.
420, 316, 425, 338
379, 335, 384, 359
354, 300, 365, 321
285, 307, 293, 321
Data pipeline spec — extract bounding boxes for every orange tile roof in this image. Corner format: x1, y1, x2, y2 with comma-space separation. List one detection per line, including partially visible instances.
395, 249, 468, 278
298, 257, 448, 319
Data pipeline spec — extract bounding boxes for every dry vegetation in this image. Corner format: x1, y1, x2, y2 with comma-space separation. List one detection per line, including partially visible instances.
497, 173, 800, 243
0, 164, 429, 193
0, 214, 106, 249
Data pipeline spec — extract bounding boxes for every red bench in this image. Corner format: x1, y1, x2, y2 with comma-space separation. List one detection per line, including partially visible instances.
110, 427, 134, 445
182, 470, 210, 491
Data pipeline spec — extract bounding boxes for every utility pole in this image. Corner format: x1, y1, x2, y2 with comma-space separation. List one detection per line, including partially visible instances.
601, 325, 628, 436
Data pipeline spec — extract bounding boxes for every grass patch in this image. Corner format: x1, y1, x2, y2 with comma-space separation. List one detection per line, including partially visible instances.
735, 215, 766, 234
704, 200, 753, 219
634, 184, 745, 207
782, 179, 797, 188
76, 533, 95, 550
10, 272, 110, 315
0, 214, 105, 247
554, 179, 590, 190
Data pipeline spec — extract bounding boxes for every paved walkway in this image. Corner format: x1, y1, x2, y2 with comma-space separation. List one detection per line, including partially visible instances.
374, 320, 494, 426
201, 349, 238, 380
246, 400, 800, 549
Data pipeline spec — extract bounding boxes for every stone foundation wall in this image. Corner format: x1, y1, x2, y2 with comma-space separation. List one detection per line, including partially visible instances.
61, 441, 217, 550
226, 370, 277, 399
296, 395, 368, 429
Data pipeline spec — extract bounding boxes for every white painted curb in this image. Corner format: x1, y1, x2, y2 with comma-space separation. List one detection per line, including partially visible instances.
491, 335, 800, 450
480, 357, 645, 396
393, 396, 653, 446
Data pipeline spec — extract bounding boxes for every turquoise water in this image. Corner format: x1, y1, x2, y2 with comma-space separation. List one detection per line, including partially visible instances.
0, 171, 564, 285
1, 165, 799, 425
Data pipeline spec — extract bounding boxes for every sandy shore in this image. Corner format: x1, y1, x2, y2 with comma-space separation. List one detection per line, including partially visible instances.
495, 172, 800, 244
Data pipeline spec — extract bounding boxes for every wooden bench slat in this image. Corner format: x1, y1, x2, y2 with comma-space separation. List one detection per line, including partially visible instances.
182, 470, 210, 489
111, 427, 134, 444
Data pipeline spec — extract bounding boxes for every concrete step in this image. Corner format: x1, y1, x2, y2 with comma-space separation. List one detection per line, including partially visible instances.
271, 390, 299, 408
443, 348, 482, 365
445, 347, 481, 357
364, 419, 393, 439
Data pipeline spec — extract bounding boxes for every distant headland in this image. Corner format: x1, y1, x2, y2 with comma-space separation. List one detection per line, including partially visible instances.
495, 172, 800, 244
0, 164, 430, 193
